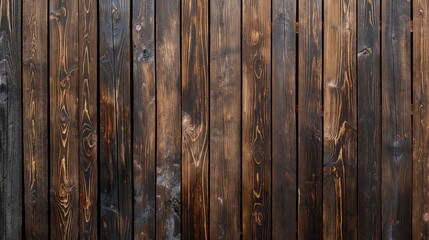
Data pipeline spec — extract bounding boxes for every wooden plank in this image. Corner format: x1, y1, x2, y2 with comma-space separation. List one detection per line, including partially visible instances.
381, 0, 412, 238
357, 0, 381, 238
209, 0, 241, 238
323, 0, 357, 238
182, 0, 209, 239
297, 0, 323, 238
78, 0, 98, 238
132, 0, 156, 238
242, 0, 271, 238
0, 0, 22, 239
99, 0, 132, 238
156, 0, 181, 238
23, 0, 49, 238
413, 0, 429, 238
272, 0, 296, 238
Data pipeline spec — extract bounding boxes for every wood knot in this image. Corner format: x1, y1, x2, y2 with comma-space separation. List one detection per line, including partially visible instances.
112, 8, 120, 21
250, 30, 262, 46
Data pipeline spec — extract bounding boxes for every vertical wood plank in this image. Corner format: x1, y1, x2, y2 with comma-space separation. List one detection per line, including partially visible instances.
272, 0, 296, 238
242, 0, 271, 238
209, 0, 241, 238
23, 0, 49, 238
79, 0, 98, 238
156, 0, 181, 238
0, 0, 22, 239
323, 0, 357, 238
49, 0, 79, 238
381, 0, 412, 238
413, 0, 429, 238
357, 0, 381, 238
132, 0, 156, 238
297, 0, 323, 238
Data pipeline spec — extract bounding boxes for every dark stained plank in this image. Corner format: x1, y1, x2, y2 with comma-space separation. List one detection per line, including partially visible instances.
132, 0, 156, 238
357, 0, 381, 238
78, 0, 98, 238
182, 0, 209, 238
23, 0, 49, 238
297, 0, 323, 238
272, 0, 296, 238
156, 0, 181, 238
323, 0, 357, 238
242, 0, 271, 238
381, 0, 412, 238
99, 0, 132, 238
413, 0, 429, 238
209, 0, 241, 238
0, 0, 22, 239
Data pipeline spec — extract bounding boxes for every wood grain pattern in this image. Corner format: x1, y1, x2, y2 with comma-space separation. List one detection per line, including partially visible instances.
132, 0, 156, 238
23, 0, 48, 238
242, 0, 271, 238
381, 0, 412, 238
272, 0, 296, 238
298, 0, 323, 238
323, 0, 357, 238
209, 0, 241, 238
357, 0, 381, 238
156, 0, 181, 238
78, 0, 98, 238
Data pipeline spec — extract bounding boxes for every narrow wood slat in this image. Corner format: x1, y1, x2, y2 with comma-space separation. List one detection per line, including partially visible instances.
156, 0, 181, 238
209, 0, 241, 237
297, 0, 323, 238
381, 0, 412, 238
132, 0, 156, 238
182, 0, 209, 238
242, 0, 271, 238
272, 0, 296, 238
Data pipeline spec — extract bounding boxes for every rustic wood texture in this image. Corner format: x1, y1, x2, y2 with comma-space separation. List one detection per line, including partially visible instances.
209, 0, 241, 238
381, 0, 412, 239
23, 0, 48, 238
242, 0, 271, 238
156, 0, 181, 238
357, 0, 381, 238
323, 0, 357, 238
132, 0, 156, 238
272, 0, 296, 238
182, 0, 209, 239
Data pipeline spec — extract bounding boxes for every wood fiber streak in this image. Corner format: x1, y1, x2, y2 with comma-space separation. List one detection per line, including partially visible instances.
78, 0, 98, 238
272, 0, 296, 238
297, 0, 323, 239
49, 0, 79, 238
156, 0, 181, 238
381, 0, 412, 239
182, 0, 209, 239
357, 0, 381, 238
209, 0, 241, 238
242, 0, 271, 238
323, 0, 357, 239
0, 0, 22, 239
23, 0, 48, 238
132, 0, 156, 238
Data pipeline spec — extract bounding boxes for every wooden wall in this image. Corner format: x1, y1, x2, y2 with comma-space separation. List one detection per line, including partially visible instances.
0, 0, 426, 239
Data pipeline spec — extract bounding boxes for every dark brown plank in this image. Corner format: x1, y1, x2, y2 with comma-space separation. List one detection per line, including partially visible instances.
49, 0, 79, 238
272, 0, 296, 238
0, 0, 22, 239
297, 0, 323, 238
209, 0, 241, 238
357, 0, 381, 238
242, 0, 271, 238
78, 0, 98, 238
156, 0, 181, 238
381, 0, 412, 238
132, 0, 156, 238
323, 0, 357, 238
